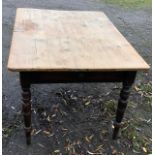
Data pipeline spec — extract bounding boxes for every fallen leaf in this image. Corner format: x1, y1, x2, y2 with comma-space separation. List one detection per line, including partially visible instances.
43, 130, 51, 136
85, 136, 90, 143
112, 149, 117, 155
47, 116, 52, 122
61, 127, 68, 131
87, 151, 102, 155
31, 129, 36, 135
101, 129, 108, 134
89, 134, 94, 140
54, 149, 60, 153
52, 114, 56, 118
134, 86, 141, 91
85, 134, 94, 143
35, 129, 42, 135
95, 145, 103, 151
48, 133, 54, 137
142, 147, 147, 153
85, 101, 91, 106
63, 99, 68, 106
37, 143, 45, 148
132, 149, 140, 154
42, 112, 47, 117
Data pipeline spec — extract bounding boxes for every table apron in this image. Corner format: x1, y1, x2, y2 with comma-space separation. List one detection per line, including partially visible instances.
19, 71, 137, 84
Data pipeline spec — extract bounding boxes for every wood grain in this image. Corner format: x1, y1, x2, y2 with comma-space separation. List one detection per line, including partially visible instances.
7, 8, 149, 71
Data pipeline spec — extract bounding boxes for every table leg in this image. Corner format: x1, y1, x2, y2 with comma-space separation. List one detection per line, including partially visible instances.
112, 72, 136, 139
21, 83, 32, 145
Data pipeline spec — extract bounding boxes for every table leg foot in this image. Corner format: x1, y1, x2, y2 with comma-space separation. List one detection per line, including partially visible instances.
112, 121, 121, 139
25, 127, 31, 145
21, 84, 32, 145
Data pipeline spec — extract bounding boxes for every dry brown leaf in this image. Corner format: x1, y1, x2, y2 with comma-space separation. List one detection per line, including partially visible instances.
85, 101, 91, 106
43, 130, 51, 135
89, 134, 94, 140
47, 116, 52, 122
54, 149, 60, 153
87, 151, 102, 155
52, 114, 56, 118
61, 127, 68, 131
31, 129, 36, 135
35, 129, 42, 135
95, 144, 103, 151
85, 136, 90, 143
112, 149, 117, 155
142, 147, 147, 153
134, 86, 141, 91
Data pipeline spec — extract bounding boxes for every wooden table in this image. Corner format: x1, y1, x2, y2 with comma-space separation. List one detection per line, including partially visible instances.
7, 8, 149, 145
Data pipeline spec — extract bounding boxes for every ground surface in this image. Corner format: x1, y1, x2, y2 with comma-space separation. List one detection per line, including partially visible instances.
2, 0, 152, 154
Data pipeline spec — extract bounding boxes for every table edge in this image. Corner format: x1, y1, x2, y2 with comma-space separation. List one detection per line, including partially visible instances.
7, 66, 150, 72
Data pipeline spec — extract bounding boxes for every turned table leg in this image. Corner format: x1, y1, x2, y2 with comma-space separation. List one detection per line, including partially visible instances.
112, 72, 136, 139
20, 81, 32, 145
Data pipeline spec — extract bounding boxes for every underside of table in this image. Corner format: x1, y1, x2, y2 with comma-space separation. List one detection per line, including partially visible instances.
20, 71, 136, 145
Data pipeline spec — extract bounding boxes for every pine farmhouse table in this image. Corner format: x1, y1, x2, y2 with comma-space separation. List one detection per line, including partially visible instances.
7, 8, 149, 145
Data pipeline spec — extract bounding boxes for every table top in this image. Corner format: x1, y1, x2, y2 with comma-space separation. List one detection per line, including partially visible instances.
7, 8, 149, 72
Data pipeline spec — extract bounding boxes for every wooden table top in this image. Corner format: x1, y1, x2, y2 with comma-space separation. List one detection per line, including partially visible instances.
7, 8, 149, 72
